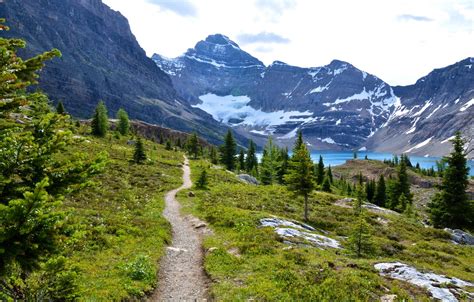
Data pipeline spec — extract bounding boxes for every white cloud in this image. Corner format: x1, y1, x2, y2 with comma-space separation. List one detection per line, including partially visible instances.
102, 0, 474, 85
237, 32, 290, 45
146, 0, 197, 17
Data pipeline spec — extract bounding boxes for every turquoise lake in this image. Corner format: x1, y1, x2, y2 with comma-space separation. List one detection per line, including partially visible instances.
258, 151, 474, 176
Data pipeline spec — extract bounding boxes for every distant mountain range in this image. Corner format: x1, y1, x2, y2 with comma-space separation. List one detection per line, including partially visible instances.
153, 34, 474, 156
2, 0, 472, 156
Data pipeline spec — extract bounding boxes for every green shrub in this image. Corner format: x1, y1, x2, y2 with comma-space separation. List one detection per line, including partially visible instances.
123, 254, 155, 282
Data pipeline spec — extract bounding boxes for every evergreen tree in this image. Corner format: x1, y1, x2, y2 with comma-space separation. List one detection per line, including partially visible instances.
322, 176, 331, 192
365, 179, 376, 203
294, 130, 304, 152
374, 175, 386, 207
0, 24, 107, 299
165, 139, 172, 150
220, 130, 237, 171
91, 101, 108, 137
428, 132, 473, 228
327, 165, 333, 183
285, 135, 315, 221
187, 132, 199, 159
133, 138, 147, 164
316, 155, 325, 185
349, 183, 373, 257
353, 150, 358, 159
402, 154, 412, 168
354, 186, 366, 215
116, 108, 130, 135
347, 183, 353, 196
56, 101, 65, 115
388, 158, 412, 211
393, 155, 399, 166
349, 213, 374, 258
397, 194, 409, 212
159, 132, 164, 144
195, 169, 208, 189
238, 149, 245, 171
276, 147, 289, 184
176, 137, 182, 149
260, 138, 280, 185
210, 146, 219, 165
358, 172, 364, 186
245, 139, 258, 175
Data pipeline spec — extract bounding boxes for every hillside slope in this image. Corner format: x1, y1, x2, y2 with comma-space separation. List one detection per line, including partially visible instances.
177, 159, 474, 301
0, 0, 228, 144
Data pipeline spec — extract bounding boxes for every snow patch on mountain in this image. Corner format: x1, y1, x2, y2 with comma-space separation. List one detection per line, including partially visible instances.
194, 94, 313, 133
154, 55, 185, 76
412, 100, 432, 117
441, 136, 456, 144
460, 98, 474, 112
279, 128, 299, 139
405, 117, 420, 134
185, 55, 262, 69
404, 137, 433, 153
332, 64, 348, 76
426, 104, 442, 119
320, 137, 336, 144
308, 83, 330, 94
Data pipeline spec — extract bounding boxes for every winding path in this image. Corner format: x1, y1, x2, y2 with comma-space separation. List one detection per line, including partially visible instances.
150, 156, 209, 301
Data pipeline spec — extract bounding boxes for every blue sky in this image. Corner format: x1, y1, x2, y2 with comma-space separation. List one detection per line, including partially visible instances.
102, 0, 473, 85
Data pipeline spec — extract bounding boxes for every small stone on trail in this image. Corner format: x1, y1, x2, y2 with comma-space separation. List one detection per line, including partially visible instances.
380, 294, 397, 302
194, 222, 207, 229
167, 247, 188, 253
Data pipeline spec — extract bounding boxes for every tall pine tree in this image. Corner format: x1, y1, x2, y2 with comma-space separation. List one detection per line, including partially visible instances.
116, 108, 130, 135
374, 175, 386, 207
91, 101, 108, 137
260, 138, 281, 185
56, 101, 65, 115
187, 132, 199, 159
428, 132, 473, 228
276, 147, 289, 184
388, 156, 412, 211
316, 155, 325, 185
285, 134, 315, 221
133, 138, 147, 164
220, 129, 237, 171
238, 149, 245, 171
245, 139, 258, 175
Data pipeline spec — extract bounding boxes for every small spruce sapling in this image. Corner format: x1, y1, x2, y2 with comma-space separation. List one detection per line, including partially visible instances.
133, 138, 147, 164
195, 169, 208, 189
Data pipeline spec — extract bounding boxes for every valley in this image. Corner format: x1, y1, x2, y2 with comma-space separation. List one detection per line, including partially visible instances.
1, 0, 473, 301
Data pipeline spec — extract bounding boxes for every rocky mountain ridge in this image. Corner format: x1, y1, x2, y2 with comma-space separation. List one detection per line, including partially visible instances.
367, 57, 474, 156
153, 34, 473, 156
0, 0, 229, 144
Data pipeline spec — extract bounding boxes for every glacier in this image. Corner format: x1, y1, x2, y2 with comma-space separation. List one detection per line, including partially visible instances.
194, 94, 313, 133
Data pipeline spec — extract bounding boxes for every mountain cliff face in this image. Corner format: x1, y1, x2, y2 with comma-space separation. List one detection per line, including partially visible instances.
0, 0, 227, 143
154, 34, 398, 150
366, 58, 474, 156
154, 35, 473, 155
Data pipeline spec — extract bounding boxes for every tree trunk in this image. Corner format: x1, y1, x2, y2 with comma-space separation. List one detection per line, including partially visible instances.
304, 194, 309, 221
